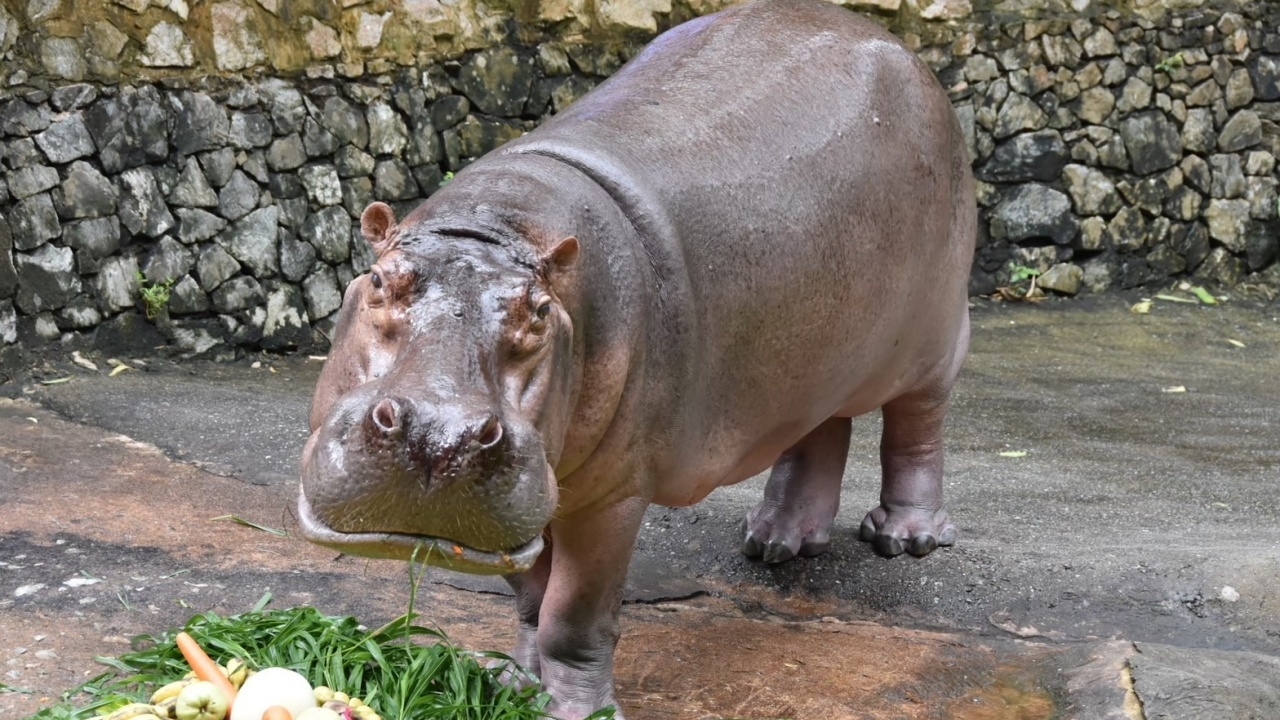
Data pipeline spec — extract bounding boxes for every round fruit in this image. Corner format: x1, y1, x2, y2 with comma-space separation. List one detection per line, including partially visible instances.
294, 709, 342, 720
232, 668, 315, 720
175, 681, 229, 720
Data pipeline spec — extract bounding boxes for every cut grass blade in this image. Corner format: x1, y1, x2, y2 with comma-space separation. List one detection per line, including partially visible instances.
209, 515, 288, 537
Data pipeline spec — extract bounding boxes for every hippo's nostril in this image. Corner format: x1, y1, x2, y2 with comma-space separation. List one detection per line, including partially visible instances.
475, 415, 503, 449
371, 398, 401, 435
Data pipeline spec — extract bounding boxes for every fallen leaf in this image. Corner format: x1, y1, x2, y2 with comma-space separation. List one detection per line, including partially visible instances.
308, 355, 328, 362
1154, 293, 1196, 304
1130, 300, 1152, 314
998, 450, 1028, 458
1190, 286, 1216, 305
39, 377, 72, 386
109, 364, 133, 377
1162, 386, 1187, 394
71, 351, 98, 372
1227, 339, 1245, 348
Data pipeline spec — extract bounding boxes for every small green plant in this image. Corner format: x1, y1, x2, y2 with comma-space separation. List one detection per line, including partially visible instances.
135, 272, 175, 319
1008, 264, 1041, 285
1155, 51, 1184, 73
438, 171, 455, 187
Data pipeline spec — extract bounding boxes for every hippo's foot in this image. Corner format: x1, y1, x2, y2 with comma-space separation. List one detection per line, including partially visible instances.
741, 505, 834, 563
858, 504, 956, 558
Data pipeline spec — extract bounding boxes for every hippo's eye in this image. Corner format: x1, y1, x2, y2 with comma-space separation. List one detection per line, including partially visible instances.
534, 297, 553, 323
370, 272, 383, 290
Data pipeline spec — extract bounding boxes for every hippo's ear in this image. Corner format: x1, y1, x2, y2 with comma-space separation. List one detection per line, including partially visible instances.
541, 236, 580, 278
360, 202, 398, 256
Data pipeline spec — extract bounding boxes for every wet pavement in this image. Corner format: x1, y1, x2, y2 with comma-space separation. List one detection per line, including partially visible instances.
2, 296, 1280, 719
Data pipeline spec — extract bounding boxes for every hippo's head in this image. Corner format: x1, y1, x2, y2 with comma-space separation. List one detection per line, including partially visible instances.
297, 201, 580, 575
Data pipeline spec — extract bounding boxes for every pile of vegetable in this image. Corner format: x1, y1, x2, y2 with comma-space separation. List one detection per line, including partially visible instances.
30, 594, 615, 720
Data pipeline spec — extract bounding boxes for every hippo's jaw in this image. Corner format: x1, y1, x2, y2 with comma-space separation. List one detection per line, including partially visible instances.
295, 491, 546, 575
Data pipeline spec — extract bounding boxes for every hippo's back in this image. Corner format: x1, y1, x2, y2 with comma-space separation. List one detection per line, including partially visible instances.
500, 0, 975, 497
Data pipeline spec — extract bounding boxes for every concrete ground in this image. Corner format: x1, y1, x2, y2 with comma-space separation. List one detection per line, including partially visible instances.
2, 296, 1280, 719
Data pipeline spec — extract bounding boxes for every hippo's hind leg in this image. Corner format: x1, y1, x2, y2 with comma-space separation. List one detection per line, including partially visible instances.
860, 326, 968, 558
742, 417, 852, 563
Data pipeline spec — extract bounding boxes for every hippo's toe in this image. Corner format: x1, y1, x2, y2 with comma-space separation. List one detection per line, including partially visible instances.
859, 504, 956, 559
741, 514, 832, 564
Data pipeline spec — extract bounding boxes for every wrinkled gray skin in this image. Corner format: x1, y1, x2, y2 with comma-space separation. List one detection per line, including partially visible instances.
298, 0, 975, 716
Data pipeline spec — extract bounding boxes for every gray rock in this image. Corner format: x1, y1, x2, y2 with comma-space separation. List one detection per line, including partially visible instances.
1247, 177, 1278, 220
319, 96, 368, 149
456, 115, 526, 159
1194, 247, 1244, 286
216, 170, 260, 221
300, 164, 342, 206
1217, 110, 1262, 152
9, 193, 61, 250
1120, 111, 1181, 176
168, 157, 219, 208
537, 43, 572, 77
0, 99, 52, 137
990, 184, 1077, 245
175, 208, 227, 244
267, 134, 307, 171
373, 159, 418, 201
302, 206, 352, 264
229, 111, 273, 149
0, 300, 15, 344
53, 161, 117, 220
142, 236, 195, 283
1063, 164, 1122, 216
117, 167, 176, 238
1083, 27, 1118, 58
42, 37, 86, 81
15, 243, 79, 314
411, 166, 444, 196
1204, 198, 1253, 252
1108, 206, 1148, 252
994, 93, 1048, 139
1226, 69, 1255, 110
34, 313, 60, 340
975, 130, 1067, 184
1186, 79, 1222, 108
277, 195, 308, 228
1245, 221, 1279, 270
167, 275, 209, 315
1181, 154, 1212, 194
1171, 222, 1212, 272
1041, 34, 1082, 69
1245, 151, 1276, 176
211, 275, 265, 313
1037, 263, 1083, 295
34, 115, 95, 164
217, 206, 279, 278
280, 231, 318, 282
965, 55, 999, 83
303, 117, 339, 157
407, 121, 442, 166
84, 86, 169, 173
199, 147, 237, 188
240, 152, 269, 184
260, 79, 306, 134
1116, 77, 1152, 114
1248, 55, 1279, 102
5, 138, 44, 170
1181, 108, 1217, 155
454, 48, 536, 118
1074, 86, 1115, 124
430, 96, 470, 130
341, 177, 374, 219
1078, 216, 1109, 251
94, 255, 140, 313
0, 222, 13, 299
8, 165, 59, 200
57, 296, 102, 329
367, 102, 409, 156
261, 282, 311, 350
196, 244, 240, 291
336, 145, 376, 177
550, 76, 595, 113
1097, 133, 1129, 171
63, 217, 121, 259
1163, 186, 1204, 222
302, 265, 342, 320
1210, 154, 1247, 200
51, 85, 98, 113
1145, 244, 1187, 277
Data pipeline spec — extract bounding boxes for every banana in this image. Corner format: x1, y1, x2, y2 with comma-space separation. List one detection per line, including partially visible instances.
150, 680, 192, 704
104, 703, 163, 720
152, 697, 178, 719
225, 658, 249, 689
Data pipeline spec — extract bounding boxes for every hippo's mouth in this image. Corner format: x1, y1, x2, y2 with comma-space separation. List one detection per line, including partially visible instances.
295, 492, 545, 575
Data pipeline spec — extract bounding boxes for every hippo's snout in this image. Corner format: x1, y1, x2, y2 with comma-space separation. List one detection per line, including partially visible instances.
298, 386, 558, 574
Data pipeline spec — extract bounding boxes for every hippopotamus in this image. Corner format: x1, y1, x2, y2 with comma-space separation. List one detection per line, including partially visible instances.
297, 0, 975, 716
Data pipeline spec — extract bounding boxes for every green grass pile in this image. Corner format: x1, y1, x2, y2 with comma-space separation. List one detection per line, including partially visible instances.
26, 591, 615, 720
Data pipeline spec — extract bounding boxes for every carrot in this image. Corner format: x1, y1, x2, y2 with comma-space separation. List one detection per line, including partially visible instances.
175, 631, 239, 711
263, 707, 293, 720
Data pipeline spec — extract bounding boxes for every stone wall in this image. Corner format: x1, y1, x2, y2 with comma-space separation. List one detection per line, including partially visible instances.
0, 0, 1277, 355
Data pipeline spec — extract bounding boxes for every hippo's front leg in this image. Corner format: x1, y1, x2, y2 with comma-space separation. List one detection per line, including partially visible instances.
503, 545, 553, 682
531, 495, 648, 719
